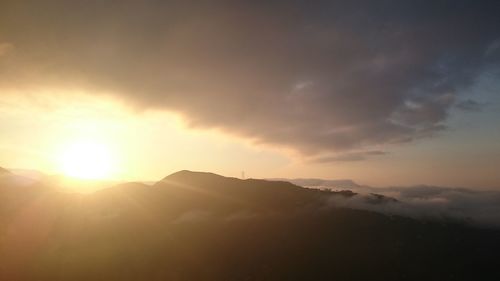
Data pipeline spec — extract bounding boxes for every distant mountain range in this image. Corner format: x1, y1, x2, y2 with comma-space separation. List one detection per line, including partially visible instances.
0, 167, 499, 281
268, 178, 361, 189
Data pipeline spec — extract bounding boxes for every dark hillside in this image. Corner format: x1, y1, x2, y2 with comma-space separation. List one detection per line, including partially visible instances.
0, 170, 498, 281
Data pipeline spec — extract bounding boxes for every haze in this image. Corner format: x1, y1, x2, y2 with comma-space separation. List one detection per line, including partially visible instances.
1, 2, 500, 281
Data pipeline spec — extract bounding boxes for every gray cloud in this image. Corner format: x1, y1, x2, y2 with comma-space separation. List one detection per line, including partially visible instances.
1, 1, 499, 156
456, 99, 484, 112
311, 150, 387, 163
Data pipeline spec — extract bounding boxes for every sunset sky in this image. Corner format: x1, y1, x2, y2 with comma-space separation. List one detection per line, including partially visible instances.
1, 1, 499, 188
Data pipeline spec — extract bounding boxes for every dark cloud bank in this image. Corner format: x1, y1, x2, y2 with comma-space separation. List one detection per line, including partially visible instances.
1, 1, 500, 156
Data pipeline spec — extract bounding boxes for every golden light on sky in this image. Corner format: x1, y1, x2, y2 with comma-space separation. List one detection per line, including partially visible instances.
0, 87, 499, 188
57, 140, 117, 180
0, 92, 290, 182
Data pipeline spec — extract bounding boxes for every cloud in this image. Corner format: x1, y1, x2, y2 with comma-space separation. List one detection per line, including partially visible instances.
0, 42, 14, 57
311, 150, 387, 163
456, 99, 484, 112
485, 39, 500, 56
322, 184, 500, 227
1, 1, 499, 156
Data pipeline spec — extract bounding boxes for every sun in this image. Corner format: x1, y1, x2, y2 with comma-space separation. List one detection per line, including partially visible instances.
57, 140, 116, 180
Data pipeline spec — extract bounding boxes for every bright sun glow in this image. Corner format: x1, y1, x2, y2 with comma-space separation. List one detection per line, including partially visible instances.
58, 140, 116, 180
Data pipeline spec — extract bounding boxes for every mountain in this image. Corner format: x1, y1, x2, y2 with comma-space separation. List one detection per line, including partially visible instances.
0, 166, 13, 186
0, 170, 498, 281
0, 166, 10, 176
269, 177, 361, 189
0, 166, 48, 188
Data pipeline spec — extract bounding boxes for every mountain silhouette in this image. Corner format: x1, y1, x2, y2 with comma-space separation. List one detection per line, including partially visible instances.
0, 166, 10, 176
0, 170, 498, 281
270, 177, 361, 189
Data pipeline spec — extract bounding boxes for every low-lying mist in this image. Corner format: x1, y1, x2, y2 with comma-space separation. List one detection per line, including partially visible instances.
272, 179, 500, 228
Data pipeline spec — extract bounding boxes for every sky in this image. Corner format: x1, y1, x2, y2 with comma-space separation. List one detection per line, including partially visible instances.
0, 1, 499, 188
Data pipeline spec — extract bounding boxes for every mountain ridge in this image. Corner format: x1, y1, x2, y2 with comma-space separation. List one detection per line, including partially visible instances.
0, 169, 499, 280
268, 177, 361, 189
0, 166, 10, 175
